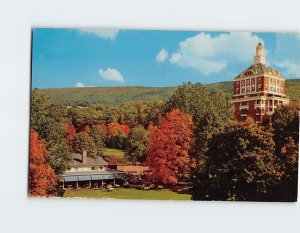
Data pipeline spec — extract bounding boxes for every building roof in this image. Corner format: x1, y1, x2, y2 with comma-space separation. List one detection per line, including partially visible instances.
104, 156, 130, 165
62, 170, 125, 177
234, 63, 283, 80
71, 153, 108, 166
60, 169, 127, 182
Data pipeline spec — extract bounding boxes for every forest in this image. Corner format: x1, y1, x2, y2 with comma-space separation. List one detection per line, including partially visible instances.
36, 79, 300, 106
29, 82, 299, 201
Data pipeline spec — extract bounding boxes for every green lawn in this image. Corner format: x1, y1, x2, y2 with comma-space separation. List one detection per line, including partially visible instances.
103, 147, 125, 158
64, 188, 191, 200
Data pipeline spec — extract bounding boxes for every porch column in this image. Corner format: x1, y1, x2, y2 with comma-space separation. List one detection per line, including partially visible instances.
89, 179, 91, 188
62, 180, 65, 190
113, 179, 115, 186
76, 180, 78, 189
272, 99, 274, 112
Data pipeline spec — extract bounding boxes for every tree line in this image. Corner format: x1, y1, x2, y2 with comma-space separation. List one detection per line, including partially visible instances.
29, 83, 299, 201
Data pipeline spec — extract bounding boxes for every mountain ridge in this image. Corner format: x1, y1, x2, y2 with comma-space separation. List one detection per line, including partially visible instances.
36, 79, 300, 106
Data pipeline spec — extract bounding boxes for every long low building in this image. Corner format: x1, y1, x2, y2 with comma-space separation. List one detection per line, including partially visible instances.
60, 150, 126, 189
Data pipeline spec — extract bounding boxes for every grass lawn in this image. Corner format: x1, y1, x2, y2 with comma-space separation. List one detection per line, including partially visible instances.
64, 188, 191, 200
103, 147, 125, 158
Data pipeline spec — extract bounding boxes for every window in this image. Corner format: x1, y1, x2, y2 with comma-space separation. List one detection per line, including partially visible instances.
251, 86, 255, 92
256, 100, 261, 104
258, 84, 261, 90
241, 88, 245, 94
241, 109, 247, 114
241, 116, 247, 121
92, 167, 95, 170
255, 115, 260, 122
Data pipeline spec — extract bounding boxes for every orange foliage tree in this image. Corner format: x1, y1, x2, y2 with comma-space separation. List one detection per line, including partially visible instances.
29, 130, 57, 197
146, 109, 195, 184
106, 122, 130, 137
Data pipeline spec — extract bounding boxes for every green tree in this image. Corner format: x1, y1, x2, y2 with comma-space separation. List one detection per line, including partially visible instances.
191, 119, 283, 201
46, 124, 72, 174
125, 125, 148, 163
31, 90, 53, 139
163, 82, 233, 155
31, 90, 71, 175
90, 125, 106, 156
272, 105, 299, 155
68, 107, 102, 131
272, 137, 299, 201
109, 133, 127, 149
72, 132, 97, 157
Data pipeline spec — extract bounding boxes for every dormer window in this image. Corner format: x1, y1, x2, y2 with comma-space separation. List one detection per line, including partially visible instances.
244, 70, 253, 76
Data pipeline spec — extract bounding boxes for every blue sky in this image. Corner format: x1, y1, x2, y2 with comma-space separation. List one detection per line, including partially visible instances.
31, 29, 300, 88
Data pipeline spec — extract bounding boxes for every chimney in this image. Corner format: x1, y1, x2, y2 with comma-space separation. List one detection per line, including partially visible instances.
82, 150, 88, 164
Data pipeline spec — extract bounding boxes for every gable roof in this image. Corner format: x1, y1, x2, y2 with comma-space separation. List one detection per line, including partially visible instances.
71, 153, 108, 166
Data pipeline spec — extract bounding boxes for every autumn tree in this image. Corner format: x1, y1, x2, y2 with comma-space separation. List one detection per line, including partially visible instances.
105, 122, 130, 149
191, 119, 283, 201
64, 123, 76, 144
146, 109, 195, 184
29, 130, 57, 197
72, 132, 97, 157
125, 125, 148, 163
90, 125, 106, 156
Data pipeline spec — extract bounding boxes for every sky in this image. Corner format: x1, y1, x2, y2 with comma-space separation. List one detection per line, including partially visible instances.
31, 29, 300, 88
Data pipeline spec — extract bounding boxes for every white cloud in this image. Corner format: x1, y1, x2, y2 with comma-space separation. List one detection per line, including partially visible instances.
169, 32, 260, 74
270, 33, 300, 78
155, 49, 168, 62
78, 29, 119, 40
169, 53, 181, 63
275, 61, 300, 78
75, 82, 85, 87
99, 68, 125, 82
75, 82, 95, 87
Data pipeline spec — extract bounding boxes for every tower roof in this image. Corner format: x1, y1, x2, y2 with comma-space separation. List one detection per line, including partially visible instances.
234, 63, 283, 80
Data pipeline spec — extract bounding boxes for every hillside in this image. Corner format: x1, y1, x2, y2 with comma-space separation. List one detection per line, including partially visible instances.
37, 79, 299, 106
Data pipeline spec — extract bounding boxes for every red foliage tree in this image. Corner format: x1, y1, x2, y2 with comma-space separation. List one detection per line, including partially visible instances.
29, 130, 57, 197
64, 123, 76, 144
82, 125, 91, 133
146, 109, 195, 184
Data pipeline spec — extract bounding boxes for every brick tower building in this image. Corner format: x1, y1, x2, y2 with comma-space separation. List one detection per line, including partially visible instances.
232, 42, 289, 123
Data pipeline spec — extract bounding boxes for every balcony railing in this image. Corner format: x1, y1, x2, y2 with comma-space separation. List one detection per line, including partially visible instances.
239, 104, 249, 110
254, 103, 266, 109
